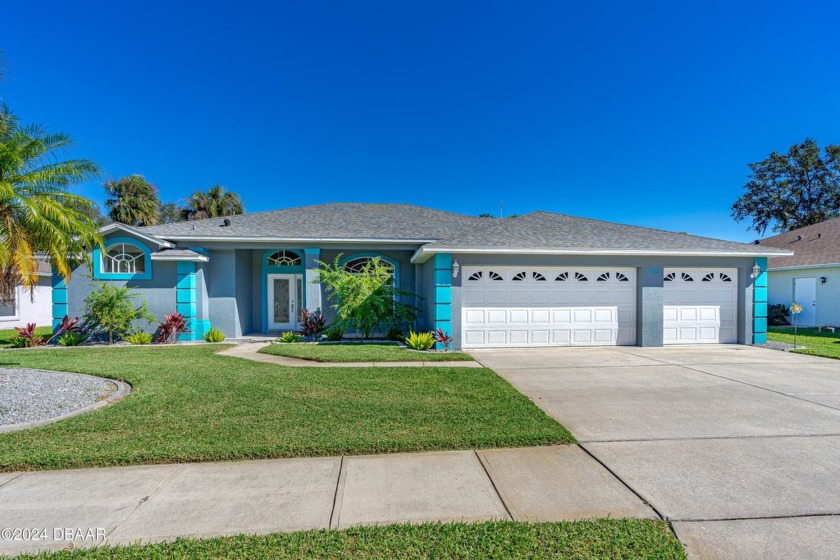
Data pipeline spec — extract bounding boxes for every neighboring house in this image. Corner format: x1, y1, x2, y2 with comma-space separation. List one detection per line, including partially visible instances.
758, 218, 840, 327
1, 257, 53, 330
53, 203, 788, 349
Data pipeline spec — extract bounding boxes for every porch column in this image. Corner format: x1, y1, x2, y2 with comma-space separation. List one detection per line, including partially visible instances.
304, 248, 322, 313
753, 257, 768, 344
637, 266, 664, 347
433, 253, 453, 349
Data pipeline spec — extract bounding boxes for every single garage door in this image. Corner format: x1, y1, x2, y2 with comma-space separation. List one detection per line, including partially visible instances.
663, 268, 738, 344
461, 267, 636, 348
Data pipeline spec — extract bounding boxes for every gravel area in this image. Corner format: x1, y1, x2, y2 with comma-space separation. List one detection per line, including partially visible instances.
0, 368, 116, 427
754, 341, 805, 352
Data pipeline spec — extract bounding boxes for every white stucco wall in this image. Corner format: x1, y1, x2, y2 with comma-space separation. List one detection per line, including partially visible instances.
0, 281, 53, 330
767, 266, 840, 327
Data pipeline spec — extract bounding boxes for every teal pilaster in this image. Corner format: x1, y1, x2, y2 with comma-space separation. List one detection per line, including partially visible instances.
753, 257, 768, 344
51, 274, 68, 332
176, 261, 203, 341
433, 253, 453, 349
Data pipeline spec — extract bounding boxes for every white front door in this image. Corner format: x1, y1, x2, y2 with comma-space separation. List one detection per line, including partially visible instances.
793, 277, 817, 327
267, 274, 302, 331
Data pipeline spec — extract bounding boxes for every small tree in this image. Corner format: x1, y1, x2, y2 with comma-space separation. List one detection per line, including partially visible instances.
83, 283, 155, 344
314, 256, 416, 339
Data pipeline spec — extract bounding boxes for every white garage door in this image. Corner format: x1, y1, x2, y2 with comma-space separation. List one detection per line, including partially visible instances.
461, 267, 636, 348
663, 268, 738, 344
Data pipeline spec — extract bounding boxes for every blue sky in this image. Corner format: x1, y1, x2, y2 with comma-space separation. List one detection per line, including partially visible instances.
3, 1, 838, 241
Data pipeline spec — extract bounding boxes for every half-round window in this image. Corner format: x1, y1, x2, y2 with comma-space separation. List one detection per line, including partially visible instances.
267, 250, 302, 266
104, 243, 146, 274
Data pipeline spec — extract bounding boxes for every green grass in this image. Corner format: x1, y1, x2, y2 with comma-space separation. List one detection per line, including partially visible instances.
260, 341, 474, 362
0, 326, 53, 347
12, 520, 685, 559
768, 326, 840, 359
0, 345, 571, 471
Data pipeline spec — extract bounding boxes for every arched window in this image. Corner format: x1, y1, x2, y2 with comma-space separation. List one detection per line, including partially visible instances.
104, 243, 146, 274
267, 250, 302, 266
342, 254, 398, 286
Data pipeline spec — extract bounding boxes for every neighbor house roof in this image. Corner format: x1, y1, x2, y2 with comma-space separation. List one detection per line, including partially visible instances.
757, 217, 840, 270
129, 203, 791, 260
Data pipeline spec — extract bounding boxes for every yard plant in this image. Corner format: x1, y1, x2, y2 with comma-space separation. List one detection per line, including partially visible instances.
83, 283, 155, 344
768, 326, 840, 360
260, 342, 474, 362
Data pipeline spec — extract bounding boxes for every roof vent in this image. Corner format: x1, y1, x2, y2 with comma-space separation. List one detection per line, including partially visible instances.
192, 224, 197, 230
753, 240, 760, 245
818, 233, 822, 238
222, 218, 231, 227
797, 235, 803, 240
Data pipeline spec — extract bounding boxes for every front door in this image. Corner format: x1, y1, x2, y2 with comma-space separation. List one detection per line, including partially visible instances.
793, 277, 817, 327
267, 274, 302, 331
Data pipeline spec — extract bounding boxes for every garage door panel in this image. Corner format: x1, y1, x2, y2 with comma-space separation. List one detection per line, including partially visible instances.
461, 267, 636, 348
663, 268, 738, 345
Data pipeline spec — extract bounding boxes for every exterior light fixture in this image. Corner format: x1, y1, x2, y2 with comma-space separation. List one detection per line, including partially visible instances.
821, 276, 827, 285
452, 260, 460, 278
750, 263, 761, 279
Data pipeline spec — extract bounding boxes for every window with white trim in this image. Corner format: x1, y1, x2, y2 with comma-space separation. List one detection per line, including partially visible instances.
0, 292, 16, 318
103, 243, 146, 274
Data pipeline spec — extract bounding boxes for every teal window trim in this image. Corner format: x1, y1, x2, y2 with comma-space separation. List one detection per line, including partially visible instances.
93, 237, 152, 280
261, 249, 307, 332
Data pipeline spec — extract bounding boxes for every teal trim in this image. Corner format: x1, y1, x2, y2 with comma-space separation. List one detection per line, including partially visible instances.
304, 248, 320, 255
433, 253, 453, 349
177, 302, 197, 317
93, 237, 153, 280
176, 274, 196, 289
752, 257, 768, 344
52, 289, 67, 304
51, 273, 68, 332
176, 261, 200, 341
187, 246, 209, 256
53, 303, 68, 317
176, 289, 196, 303
261, 249, 307, 332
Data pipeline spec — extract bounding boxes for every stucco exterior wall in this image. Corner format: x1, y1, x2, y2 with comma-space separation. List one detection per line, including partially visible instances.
0, 278, 52, 329
768, 267, 840, 326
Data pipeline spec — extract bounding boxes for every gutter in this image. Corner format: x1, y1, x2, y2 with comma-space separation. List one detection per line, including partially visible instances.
767, 262, 840, 272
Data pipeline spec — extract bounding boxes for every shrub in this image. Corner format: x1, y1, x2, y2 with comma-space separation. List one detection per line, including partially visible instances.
314, 256, 417, 338
9, 336, 28, 348
14, 323, 45, 347
58, 332, 88, 346
434, 329, 454, 351
84, 284, 155, 344
405, 330, 435, 351
126, 331, 153, 345
202, 327, 226, 343
324, 324, 344, 341
768, 303, 791, 326
277, 331, 302, 343
386, 326, 406, 342
299, 310, 327, 340
155, 312, 188, 344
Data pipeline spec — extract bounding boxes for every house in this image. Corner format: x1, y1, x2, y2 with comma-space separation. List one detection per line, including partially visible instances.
758, 218, 840, 327
1, 257, 52, 330
52, 203, 789, 349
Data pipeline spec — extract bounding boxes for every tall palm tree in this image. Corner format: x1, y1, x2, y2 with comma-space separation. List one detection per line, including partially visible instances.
185, 184, 245, 220
0, 105, 102, 303
104, 175, 162, 226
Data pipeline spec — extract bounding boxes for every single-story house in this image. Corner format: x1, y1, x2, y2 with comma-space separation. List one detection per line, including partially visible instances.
52, 203, 790, 349
2, 257, 53, 330
758, 217, 840, 327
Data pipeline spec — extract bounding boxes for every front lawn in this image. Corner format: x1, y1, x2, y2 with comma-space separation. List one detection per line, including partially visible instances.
13, 520, 685, 559
768, 326, 840, 359
0, 326, 53, 347
0, 345, 571, 471
260, 342, 474, 362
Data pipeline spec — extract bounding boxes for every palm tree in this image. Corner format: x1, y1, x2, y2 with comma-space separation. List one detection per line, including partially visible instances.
0, 105, 102, 303
185, 184, 245, 220
104, 175, 161, 226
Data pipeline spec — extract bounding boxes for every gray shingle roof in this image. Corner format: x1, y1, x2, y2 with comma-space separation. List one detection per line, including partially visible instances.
134, 203, 789, 257
758, 218, 840, 269
150, 248, 208, 261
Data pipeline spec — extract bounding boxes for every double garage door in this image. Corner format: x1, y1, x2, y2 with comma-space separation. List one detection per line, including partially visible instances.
461, 266, 738, 348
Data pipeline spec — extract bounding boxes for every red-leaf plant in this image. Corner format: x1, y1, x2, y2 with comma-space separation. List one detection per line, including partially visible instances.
433, 328, 454, 352
45, 315, 84, 344
14, 323, 45, 347
154, 312, 188, 344
299, 310, 327, 340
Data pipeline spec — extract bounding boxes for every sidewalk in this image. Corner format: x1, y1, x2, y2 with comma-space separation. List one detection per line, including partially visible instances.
218, 342, 484, 368
0, 445, 654, 556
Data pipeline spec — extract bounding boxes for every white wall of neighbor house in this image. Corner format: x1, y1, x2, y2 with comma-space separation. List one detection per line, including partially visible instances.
768, 266, 840, 326
0, 278, 52, 329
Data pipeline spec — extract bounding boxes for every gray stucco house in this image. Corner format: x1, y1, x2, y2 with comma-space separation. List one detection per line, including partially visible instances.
759, 217, 840, 327
52, 203, 789, 349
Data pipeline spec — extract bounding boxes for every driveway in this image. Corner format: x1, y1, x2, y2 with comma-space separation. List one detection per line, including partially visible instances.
470, 345, 840, 560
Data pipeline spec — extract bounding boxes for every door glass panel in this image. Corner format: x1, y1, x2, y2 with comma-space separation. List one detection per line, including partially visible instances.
296, 277, 303, 321
273, 278, 290, 323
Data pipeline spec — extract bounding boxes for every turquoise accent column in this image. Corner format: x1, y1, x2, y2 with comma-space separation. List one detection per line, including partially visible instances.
51, 274, 68, 332
753, 257, 768, 344
176, 261, 202, 341
433, 253, 452, 349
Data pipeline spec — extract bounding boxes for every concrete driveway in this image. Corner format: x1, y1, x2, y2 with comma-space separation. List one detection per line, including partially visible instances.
470, 345, 840, 560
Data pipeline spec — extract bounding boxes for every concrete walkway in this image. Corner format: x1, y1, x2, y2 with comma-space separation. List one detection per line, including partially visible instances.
0, 445, 654, 556
470, 345, 840, 560
218, 342, 483, 368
